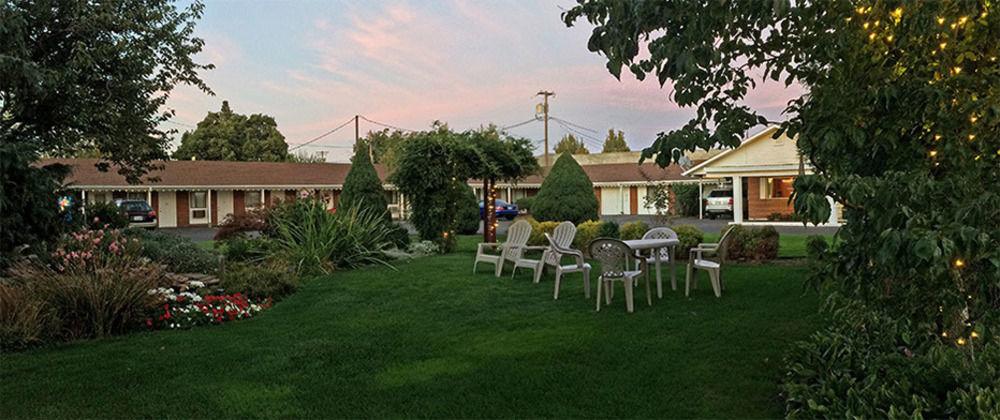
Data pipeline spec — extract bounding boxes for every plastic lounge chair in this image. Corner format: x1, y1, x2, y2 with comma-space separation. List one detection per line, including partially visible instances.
685, 226, 737, 297
589, 238, 650, 313
474, 219, 532, 277
544, 231, 591, 299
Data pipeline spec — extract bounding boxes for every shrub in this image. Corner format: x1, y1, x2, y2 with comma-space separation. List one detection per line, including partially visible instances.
532, 152, 599, 225
124, 228, 219, 274
456, 183, 481, 235
0, 283, 53, 351
722, 225, 780, 262
527, 219, 561, 246
516, 197, 535, 212
599, 220, 620, 239
214, 206, 269, 240
672, 225, 703, 260
220, 262, 299, 301
386, 223, 411, 249
671, 184, 701, 217
8, 227, 168, 340
573, 220, 603, 251
268, 196, 394, 275
619, 221, 649, 240
782, 298, 1000, 418
407, 240, 441, 256
220, 236, 272, 263
805, 235, 829, 261
339, 146, 389, 221
766, 212, 804, 222
85, 201, 129, 230
0, 147, 71, 269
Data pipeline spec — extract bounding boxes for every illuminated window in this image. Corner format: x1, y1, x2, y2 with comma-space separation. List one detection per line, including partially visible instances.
762, 177, 795, 198
245, 191, 262, 209
190, 191, 208, 221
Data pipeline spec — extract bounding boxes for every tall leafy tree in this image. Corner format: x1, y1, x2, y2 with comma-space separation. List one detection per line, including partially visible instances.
1, 0, 211, 263
362, 129, 409, 172
553, 134, 590, 154
601, 129, 630, 152
565, 1, 999, 416
173, 101, 287, 161
532, 152, 599, 225
339, 145, 388, 220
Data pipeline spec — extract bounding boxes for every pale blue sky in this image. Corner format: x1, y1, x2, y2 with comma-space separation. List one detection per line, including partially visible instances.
165, 1, 799, 162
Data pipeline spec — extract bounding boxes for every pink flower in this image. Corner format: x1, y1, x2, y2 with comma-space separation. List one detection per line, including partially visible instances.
132, 238, 138, 243
120, 238, 127, 244
93, 217, 99, 222
94, 238, 100, 244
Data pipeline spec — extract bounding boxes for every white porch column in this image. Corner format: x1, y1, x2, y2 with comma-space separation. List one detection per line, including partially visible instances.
619, 185, 625, 214
260, 189, 265, 206
207, 189, 212, 227
506, 187, 511, 203
698, 180, 703, 220
732, 175, 743, 224
147, 188, 152, 204
826, 196, 838, 225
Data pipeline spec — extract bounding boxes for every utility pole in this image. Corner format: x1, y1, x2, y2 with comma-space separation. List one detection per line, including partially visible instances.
537, 90, 554, 167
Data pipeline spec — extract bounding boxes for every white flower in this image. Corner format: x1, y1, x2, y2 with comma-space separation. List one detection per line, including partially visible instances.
189, 280, 205, 288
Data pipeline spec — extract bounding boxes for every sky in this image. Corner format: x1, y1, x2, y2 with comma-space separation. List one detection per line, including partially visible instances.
164, 0, 801, 162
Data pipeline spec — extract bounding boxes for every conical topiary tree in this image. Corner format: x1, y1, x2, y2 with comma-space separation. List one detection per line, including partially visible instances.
339, 146, 388, 220
532, 152, 599, 225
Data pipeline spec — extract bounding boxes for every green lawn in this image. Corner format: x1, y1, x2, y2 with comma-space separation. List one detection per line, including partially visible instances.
1, 236, 823, 418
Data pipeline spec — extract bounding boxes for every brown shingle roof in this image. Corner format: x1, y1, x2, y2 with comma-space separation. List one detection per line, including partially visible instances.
41, 158, 695, 189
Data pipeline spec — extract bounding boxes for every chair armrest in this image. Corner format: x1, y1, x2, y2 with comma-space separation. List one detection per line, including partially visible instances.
697, 243, 720, 249
521, 245, 549, 254
477, 242, 502, 253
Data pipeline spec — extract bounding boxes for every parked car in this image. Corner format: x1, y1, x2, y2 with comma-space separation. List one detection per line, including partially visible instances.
478, 199, 519, 220
704, 189, 734, 219
118, 200, 157, 229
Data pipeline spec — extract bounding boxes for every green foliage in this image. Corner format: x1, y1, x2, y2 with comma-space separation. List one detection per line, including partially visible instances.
214, 207, 269, 241
0, 144, 73, 267
533, 152, 599, 225
805, 235, 829, 261
364, 129, 409, 171
619, 221, 649, 240
0, 283, 54, 351
601, 129, 630, 152
124, 228, 219, 274
553, 134, 589, 154
670, 184, 701, 217
339, 145, 389, 221
722, 225, 780, 262
220, 262, 299, 301
85, 202, 130, 230
673, 225, 704, 261
386, 223, 411, 250
267, 196, 394, 275
219, 236, 272, 263
565, 2, 1000, 413
782, 297, 1000, 419
599, 220, 620, 239
573, 220, 603, 251
527, 219, 561, 246
515, 196, 535, 212
392, 123, 538, 251
173, 101, 288, 162
456, 184, 481, 235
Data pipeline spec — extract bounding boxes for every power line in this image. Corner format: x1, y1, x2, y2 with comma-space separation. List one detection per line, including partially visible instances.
286, 143, 354, 149
549, 115, 599, 133
359, 115, 416, 133
289, 117, 356, 151
553, 119, 604, 150
163, 119, 196, 128
501, 117, 541, 131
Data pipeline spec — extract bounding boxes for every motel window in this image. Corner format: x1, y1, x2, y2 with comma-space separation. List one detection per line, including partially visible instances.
245, 191, 262, 209
89, 192, 111, 204
384, 190, 398, 205
190, 191, 208, 221
762, 177, 795, 198
126, 192, 147, 203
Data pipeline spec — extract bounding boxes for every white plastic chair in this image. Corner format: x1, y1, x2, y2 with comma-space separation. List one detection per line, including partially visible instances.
685, 226, 736, 297
634, 227, 678, 289
474, 219, 532, 277
590, 238, 649, 313
544, 231, 591, 299
512, 221, 577, 283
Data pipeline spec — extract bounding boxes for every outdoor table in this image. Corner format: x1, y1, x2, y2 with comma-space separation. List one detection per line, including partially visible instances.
622, 238, 679, 299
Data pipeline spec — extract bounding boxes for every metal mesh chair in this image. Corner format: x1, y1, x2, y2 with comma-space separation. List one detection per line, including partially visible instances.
589, 238, 649, 312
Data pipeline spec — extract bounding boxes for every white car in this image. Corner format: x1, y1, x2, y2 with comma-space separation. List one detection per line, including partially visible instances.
704, 189, 733, 219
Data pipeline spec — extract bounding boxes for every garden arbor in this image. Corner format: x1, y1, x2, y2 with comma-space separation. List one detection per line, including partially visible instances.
392, 123, 538, 250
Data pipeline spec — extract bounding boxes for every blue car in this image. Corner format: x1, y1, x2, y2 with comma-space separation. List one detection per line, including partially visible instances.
479, 199, 519, 220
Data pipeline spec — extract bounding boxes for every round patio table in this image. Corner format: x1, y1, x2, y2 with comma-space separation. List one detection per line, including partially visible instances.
622, 238, 679, 299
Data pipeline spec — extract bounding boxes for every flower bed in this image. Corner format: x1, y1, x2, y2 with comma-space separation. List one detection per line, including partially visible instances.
147, 285, 272, 329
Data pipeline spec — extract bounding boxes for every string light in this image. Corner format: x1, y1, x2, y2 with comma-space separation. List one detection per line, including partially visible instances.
863, 22, 870, 29
959, 16, 968, 24
942, 331, 949, 337
955, 259, 964, 267
970, 116, 978, 123
940, 42, 947, 50
929, 150, 938, 157
869, 32, 876, 40
937, 17, 945, 24
972, 331, 980, 338
934, 134, 942, 141
953, 66, 962, 74
886, 35, 893, 42
968, 134, 976, 141
891, 8, 902, 18
957, 338, 966, 345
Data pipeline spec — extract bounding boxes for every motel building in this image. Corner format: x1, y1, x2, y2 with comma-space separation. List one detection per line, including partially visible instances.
682, 125, 843, 226
47, 152, 718, 228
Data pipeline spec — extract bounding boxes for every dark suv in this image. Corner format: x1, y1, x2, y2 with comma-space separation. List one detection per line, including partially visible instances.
118, 200, 157, 229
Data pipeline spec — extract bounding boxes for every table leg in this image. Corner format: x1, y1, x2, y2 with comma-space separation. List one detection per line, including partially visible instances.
670, 245, 677, 291
655, 248, 662, 299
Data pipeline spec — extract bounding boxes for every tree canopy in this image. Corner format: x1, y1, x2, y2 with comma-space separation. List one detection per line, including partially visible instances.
173, 101, 288, 162
392, 123, 538, 250
601, 129, 630, 152
339, 146, 388, 221
1, 0, 211, 264
532, 152, 599, 225
361, 129, 410, 172
553, 134, 590, 154
565, 1, 999, 416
